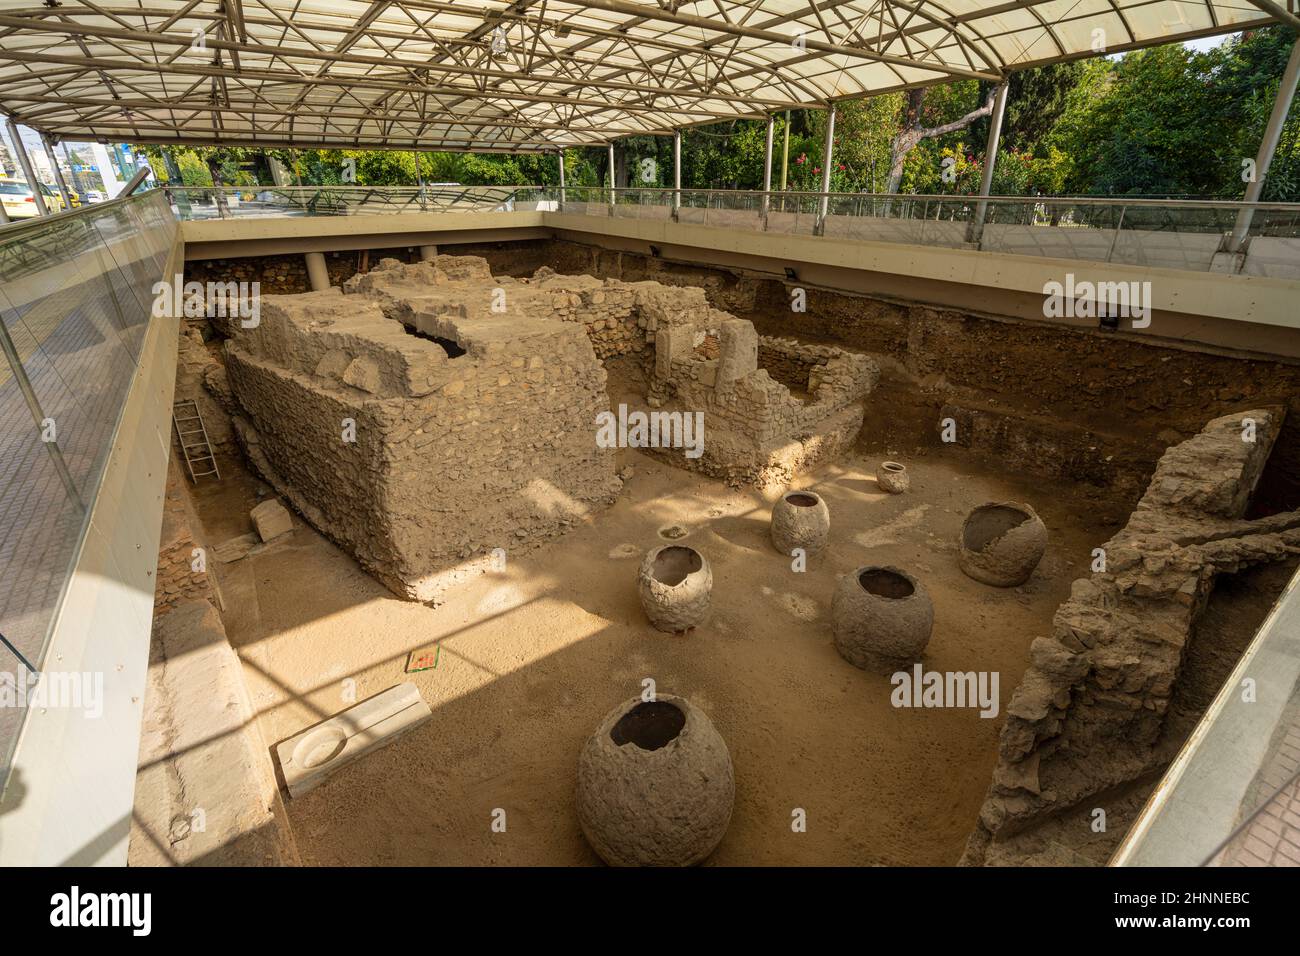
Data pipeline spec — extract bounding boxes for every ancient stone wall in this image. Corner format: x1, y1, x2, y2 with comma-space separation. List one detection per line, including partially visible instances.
647, 319, 879, 487
964, 407, 1300, 864
185, 248, 421, 295
154, 460, 220, 615
223, 256, 621, 601
220, 254, 877, 597
351, 256, 878, 490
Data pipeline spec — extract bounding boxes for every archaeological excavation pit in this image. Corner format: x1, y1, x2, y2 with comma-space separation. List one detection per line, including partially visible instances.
134, 244, 1300, 870
4, 1, 1299, 903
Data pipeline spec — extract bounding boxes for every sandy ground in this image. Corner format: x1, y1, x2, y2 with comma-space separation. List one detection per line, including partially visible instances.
186, 446, 1111, 866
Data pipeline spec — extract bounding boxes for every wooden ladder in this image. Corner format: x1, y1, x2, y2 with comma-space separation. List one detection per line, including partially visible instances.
173, 398, 220, 482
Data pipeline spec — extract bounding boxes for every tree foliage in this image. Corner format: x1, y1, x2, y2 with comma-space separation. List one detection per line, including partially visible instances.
1052, 27, 1300, 198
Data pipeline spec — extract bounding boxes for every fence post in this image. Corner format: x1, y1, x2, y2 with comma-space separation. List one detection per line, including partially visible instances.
1104, 205, 1128, 263
814, 105, 836, 236
0, 316, 84, 511
966, 81, 1010, 247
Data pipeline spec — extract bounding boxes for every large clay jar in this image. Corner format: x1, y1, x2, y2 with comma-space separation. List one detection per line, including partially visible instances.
576, 694, 735, 867
637, 545, 712, 632
877, 460, 910, 494
770, 489, 831, 558
832, 566, 934, 673
958, 501, 1047, 587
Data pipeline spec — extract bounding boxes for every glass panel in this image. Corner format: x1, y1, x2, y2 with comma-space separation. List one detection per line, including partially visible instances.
0, 189, 175, 786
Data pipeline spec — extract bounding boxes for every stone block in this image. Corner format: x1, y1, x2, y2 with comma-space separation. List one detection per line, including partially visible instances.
342, 355, 382, 393
717, 318, 758, 384
275, 682, 432, 798
250, 498, 293, 542
655, 326, 691, 379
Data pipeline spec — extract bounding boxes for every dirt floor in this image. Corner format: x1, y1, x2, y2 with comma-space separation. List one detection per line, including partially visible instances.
181, 435, 1115, 867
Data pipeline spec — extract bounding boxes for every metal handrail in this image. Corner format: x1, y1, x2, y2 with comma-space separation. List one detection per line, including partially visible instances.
164, 184, 546, 219
553, 186, 1300, 212
155, 183, 1300, 270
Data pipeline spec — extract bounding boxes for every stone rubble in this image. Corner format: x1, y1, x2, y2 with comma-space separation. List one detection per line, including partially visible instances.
250, 499, 293, 543
963, 407, 1299, 864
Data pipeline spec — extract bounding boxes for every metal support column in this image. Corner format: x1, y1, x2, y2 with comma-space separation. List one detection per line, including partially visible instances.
672, 129, 682, 219
1228, 37, 1300, 254
304, 252, 330, 291
815, 105, 836, 235
607, 142, 616, 209
557, 147, 566, 209
413, 149, 425, 210
967, 81, 1009, 246
40, 135, 72, 211
779, 110, 790, 191
6, 119, 49, 216
761, 114, 775, 221
160, 147, 192, 218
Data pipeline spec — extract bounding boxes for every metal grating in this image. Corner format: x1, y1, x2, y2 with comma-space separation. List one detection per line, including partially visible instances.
0, 0, 1291, 152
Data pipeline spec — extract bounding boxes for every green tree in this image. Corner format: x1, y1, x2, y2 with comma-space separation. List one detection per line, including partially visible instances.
1050, 27, 1300, 199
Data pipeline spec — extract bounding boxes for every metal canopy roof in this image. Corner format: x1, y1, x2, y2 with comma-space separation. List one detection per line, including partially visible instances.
0, 1, 1291, 153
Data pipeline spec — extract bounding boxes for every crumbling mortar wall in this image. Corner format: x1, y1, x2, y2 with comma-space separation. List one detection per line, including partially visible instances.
644, 316, 878, 486
154, 459, 219, 615
185, 248, 421, 294
219, 253, 880, 601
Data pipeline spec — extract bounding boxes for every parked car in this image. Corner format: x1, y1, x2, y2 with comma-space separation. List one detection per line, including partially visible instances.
0, 178, 81, 218
0, 178, 41, 219
41, 183, 74, 211
83, 189, 104, 203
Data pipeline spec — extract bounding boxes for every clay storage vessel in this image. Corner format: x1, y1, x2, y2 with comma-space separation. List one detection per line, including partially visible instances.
770, 489, 831, 558
832, 566, 934, 673
877, 460, 910, 494
957, 501, 1047, 587
576, 694, 735, 867
637, 544, 712, 632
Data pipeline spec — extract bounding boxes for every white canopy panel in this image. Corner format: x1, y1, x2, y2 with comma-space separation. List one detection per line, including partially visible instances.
0, 0, 1287, 151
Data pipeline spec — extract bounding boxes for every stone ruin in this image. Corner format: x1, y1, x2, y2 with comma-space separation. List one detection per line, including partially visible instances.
963, 407, 1300, 865
347, 259, 877, 486
218, 255, 876, 600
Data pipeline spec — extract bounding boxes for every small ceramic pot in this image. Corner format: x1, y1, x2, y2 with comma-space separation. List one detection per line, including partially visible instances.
770, 489, 831, 558
957, 501, 1047, 587
877, 461, 910, 494
637, 544, 712, 632
832, 565, 934, 672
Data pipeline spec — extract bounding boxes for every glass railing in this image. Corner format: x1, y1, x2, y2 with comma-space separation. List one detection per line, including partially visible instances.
549, 185, 1300, 238
1111, 563, 1300, 867
162, 183, 1300, 273
165, 184, 546, 219
0, 188, 177, 784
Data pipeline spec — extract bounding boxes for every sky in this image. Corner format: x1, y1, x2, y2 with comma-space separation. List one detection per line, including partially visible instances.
1183, 33, 1235, 52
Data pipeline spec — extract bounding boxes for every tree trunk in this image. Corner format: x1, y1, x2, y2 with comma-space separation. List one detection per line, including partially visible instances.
886, 128, 923, 194
207, 158, 231, 217
886, 87, 999, 195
